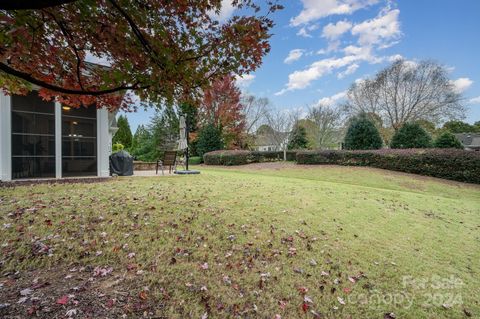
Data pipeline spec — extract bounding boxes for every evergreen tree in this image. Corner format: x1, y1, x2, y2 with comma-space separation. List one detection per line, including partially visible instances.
344, 114, 383, 150
390, 123, 432, 149
113, 115, 133, 149
442, 120, 476, 133
434, 132, 463, 149
288, 124, 308, 150
196, 124, 224, 158
130, 125, 157, 161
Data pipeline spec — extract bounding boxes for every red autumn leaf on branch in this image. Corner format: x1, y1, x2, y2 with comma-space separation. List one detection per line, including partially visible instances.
0, 1, 282, 111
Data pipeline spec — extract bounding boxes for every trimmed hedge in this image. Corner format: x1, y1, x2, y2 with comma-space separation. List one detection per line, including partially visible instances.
296, 149, 480, 184
203, 150, 297, 166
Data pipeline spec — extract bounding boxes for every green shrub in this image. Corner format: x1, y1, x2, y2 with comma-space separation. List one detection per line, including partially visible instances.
391, 123, 432, 149
296, 149, 480, 184
188, 156, 202, 165
203, 150, 298, 166
434, 132, 463, 149
112, 143, 124, 153
203, 150, 251, 166
344, 114, 383, 150
196, 124, 224, 158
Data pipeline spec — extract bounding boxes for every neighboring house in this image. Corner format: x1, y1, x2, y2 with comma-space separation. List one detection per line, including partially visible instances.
0, 90, 118, 181
454, 133, 480, 151
253, 131, 289, 151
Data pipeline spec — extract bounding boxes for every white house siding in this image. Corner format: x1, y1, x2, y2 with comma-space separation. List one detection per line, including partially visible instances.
0, 91, 12, 181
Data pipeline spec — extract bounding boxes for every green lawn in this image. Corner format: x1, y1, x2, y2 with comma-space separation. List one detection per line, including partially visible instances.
1, 164, 479, 318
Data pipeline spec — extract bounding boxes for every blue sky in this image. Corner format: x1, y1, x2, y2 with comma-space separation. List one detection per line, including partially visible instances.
125, 0, 480, 132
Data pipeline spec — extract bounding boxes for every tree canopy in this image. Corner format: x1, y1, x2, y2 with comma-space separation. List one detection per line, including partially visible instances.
287, 124, 308, 150
434, 132, 463, 149
442, 120, 479, 133
113, 115, 133, 149
0, 1, 282, 110
344, 114, 383, 150
345, 60, 465, 130
198, 75, 246, 148
390, 122, 432, 149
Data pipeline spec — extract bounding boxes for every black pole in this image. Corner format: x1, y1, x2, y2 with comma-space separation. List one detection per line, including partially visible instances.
185, 114, 189, 171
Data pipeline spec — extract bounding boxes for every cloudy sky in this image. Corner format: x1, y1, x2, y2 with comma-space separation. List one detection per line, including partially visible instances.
125, 0, 480, 131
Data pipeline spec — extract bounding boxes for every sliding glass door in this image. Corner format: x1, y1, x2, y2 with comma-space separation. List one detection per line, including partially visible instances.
62, 106, 97, 177
11, 92, 56, 179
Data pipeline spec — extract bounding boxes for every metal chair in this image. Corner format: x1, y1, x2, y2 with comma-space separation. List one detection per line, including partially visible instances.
156, 150, 177, 175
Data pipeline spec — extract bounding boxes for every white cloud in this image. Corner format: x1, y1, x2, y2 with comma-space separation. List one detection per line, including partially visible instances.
296, 24, 319, 38
388, 54, 403, 62
317, 91, 347, 106
284, 49, 305, 64
275, 55, 360, 95
469, 96, 480, 105
351, 9, 401, 46
451, 78, 473, 94
235, 74, 255, 88
337, 63, 359, 78
291, 0, 379, 26
209, 0, 235, 21
322, 20, 352, 40
317, 40, 341, 54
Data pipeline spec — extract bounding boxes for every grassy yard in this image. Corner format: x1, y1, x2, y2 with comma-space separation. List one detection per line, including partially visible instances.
1, 164, 479, 318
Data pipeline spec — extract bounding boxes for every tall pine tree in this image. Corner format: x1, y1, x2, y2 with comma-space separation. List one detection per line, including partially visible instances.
113, 115, 133, 149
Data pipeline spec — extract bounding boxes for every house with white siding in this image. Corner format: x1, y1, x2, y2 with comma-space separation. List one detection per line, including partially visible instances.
0, 90, 118, 181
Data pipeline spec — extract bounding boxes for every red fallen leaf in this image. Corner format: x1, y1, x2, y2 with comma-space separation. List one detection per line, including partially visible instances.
278, 300, 287, 310
127, 263, 137, 271
44, 219, 52, 226
343, 287, 352, 294
27, 306, 37, 315
139, 291, 148, 300
56, 295, 69, 305
302, 302, 309, 312
106, 299, 115, 308
297, 287, 308, 295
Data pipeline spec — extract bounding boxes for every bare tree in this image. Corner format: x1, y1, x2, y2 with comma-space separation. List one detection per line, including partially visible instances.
344, 60, 465, 130
307, 104, 342, 149
241, 95, 270, 135
264, 108, 294, 159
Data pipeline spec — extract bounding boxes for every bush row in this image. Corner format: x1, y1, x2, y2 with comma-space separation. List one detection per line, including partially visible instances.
203, 150, 297, 166
296, 149, 480, 184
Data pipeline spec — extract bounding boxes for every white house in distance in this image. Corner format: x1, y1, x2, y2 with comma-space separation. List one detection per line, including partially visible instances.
0, 90, 118, 181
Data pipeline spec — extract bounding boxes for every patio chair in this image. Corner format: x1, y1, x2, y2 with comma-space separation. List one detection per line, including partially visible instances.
156, 150, 177, 175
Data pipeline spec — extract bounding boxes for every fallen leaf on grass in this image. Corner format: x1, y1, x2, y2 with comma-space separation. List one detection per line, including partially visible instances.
337, 297, 345, 305
20, 288, 33, 296
139, 291, 148, 300
57, 295, 69, 305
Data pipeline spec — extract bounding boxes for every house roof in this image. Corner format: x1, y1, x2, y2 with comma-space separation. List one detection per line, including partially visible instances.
254, 131, 289, 146
454, 133, 480, 147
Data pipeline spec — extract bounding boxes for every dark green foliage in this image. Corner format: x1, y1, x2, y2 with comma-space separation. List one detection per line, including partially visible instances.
203, 150, 298, 165
390, 123, 432, 149
113, 115, 133, 149
344, 114, 383, 150
296, 149, 480, 184
129, 104, 200, 162
288, 125, 308, 150
434, 132, 463, 149
196, 124, 224, 158
129, 125, 157, 162
442, 120, 478, 133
